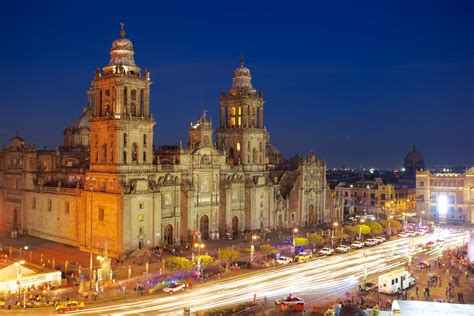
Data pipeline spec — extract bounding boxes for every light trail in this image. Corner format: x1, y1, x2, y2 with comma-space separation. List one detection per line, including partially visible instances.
70, 230, 467, 315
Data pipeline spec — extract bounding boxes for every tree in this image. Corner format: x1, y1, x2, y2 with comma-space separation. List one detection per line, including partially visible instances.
334, 231, 349, 239
240, 247, 251, 255
308, 233, 323, 247
164, 256, 193, 272
343, 226, 357, 236
259, 244, 276, 259
192, 255, 213, 267
367, 221, 383, 235
294, 237, 309, 247
355, 224, 371, 235
388, 219, 402, 231
218, 248, 240, 271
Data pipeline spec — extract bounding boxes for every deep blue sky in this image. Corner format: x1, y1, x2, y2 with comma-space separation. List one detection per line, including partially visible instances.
1, 0, 473, 168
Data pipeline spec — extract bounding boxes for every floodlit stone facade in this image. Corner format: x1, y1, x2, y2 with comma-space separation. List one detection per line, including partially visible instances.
0, 25, 342, 257
416, 168, 474, 224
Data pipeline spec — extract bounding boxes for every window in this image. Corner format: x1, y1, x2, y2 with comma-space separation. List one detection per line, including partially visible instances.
230, 117, 236, 127
230, 107, 236, 115
102, 144, 107, 162
381, 194, 385, 200
143, 151, 147, 162
123, 151, 127, 164
98, 207, 105, 221
32, 198, 36, 209
65, 201, 70, 214
123, 87, 128, 110
131, 89, 137, 100
138, 215, 144, 222
291, 213, 295, 221
236, 141, 241, 152
48, 199, 52, 212
132, 143, 139, 162
259, 142, 262, 152
123, 133, 128, 146
143, 134, 147, 147
139, 203, 144, 209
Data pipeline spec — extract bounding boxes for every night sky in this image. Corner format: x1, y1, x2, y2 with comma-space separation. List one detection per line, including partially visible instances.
1, 0, 473, 168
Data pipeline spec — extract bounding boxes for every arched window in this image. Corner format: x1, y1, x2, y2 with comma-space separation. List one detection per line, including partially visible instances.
143, 134, 147, 147
102, 144, 107, 162
419, 181, 424, 187
123, 133, 128, 146
143, 151, 147, 162
132, 143, 139, 162
123, 151, 127, 164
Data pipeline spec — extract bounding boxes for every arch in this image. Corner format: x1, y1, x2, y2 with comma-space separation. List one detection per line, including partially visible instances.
200, 215, 210, 240
132, 143, 139, 162
164, 224, 173, 245
232, 216, 239, 237
228, 148, 234, 160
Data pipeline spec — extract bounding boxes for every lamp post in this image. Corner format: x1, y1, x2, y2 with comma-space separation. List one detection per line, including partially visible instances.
332, 222, 338, 246
194, 242, 205, 276
15, 260, 25, 308
250, 235, 257, 262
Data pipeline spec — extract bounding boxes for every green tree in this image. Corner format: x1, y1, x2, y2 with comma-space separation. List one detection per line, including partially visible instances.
343, 226, 357, 236
334, 231, 349, 239
164, 256, 193, 272
192, 255, 213, 267
294, 237, 309, 247
355, 224, 371, 235
367, 221, 383, 235
259, 244, 276, 259
218, 248, 240, 271
240, 247, 251, 255
308, 233, 323, 247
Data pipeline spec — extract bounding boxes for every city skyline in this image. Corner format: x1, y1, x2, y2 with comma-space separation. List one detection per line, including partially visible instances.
1, 0, 473, 168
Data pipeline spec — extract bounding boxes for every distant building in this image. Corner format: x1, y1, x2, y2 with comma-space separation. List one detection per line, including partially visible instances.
416, 168, 474, 224
404, 145, 425, 177
335, 178, 416, 217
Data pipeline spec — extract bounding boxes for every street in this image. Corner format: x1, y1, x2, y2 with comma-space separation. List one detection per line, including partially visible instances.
18, 229, 462, 315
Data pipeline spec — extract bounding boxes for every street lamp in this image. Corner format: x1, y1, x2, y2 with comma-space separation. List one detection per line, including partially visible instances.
250, 235, 258, 262
292, 228, 298, 247
359, 219, 365, 241
332, 222, 338, 246
15, 260, 25, 308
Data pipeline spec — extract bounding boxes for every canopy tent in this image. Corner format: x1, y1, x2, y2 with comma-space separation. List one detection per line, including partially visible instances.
0, 263, 61, 292
392, 300, 474, 316
0, 264, 36, 280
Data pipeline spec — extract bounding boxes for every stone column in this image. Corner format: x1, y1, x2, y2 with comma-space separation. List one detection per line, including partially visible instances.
258, 108, 263, 128
220, 107, 225, 128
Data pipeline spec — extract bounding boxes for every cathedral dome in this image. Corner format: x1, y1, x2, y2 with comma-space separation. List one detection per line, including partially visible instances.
70, 108, 90, 130
104, 23, 140, 73
404, 145, 424, 163
231, 56, 253, 89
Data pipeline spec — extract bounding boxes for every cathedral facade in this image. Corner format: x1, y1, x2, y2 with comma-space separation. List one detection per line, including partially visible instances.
0, 26, 342, 257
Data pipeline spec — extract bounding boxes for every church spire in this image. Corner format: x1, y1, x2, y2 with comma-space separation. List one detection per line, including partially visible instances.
240, 52, 245, 67
119, 22, 126, 38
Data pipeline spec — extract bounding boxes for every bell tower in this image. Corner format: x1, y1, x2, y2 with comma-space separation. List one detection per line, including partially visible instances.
216, 56, 267, 170
89, 23, 154, 175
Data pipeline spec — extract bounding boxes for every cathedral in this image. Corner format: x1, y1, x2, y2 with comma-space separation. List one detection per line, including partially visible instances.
0, 25, 342, 257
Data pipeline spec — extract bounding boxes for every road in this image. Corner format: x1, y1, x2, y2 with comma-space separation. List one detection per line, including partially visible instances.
27, 229, 468, 315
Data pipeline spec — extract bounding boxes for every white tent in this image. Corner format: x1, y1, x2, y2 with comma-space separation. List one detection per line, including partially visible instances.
392, 300, 474, 316
0, 264, 36, 280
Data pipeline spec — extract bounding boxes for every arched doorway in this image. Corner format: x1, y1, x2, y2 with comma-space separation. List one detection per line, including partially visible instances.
308, 205, 315, 225
200, 215, 209, 240
164, 224, 173, 245
232, 216, 239, 237
278, 214, 283, 229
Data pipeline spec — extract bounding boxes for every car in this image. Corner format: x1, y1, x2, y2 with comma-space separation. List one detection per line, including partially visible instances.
318, 247, 335, 256
364, 239, 377, 247
398, 232, 409, 238
335, 245, 351, 253
351, 241, 365, 249
275, 294, 305, 312
276, 256, 294, 265
373, 236, 386, 243
294, 250, 313, 263
162, 282, 185, 294
55, 301, 84, 313
416, 229, 426, 236
406, 231, 416, 237
360, 282, 378, 293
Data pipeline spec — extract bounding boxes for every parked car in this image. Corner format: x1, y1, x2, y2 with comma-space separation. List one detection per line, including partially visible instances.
351, 241, 365, 249
276, 256, 294, 265
360, 281, 378, 293
295, 249, 313, 263
318, 247, 335, 256
275, 294, 305, 312
364, 239, 377, 247
55, 301, 85, 313
398, 232, 409, 238
416, 229, 426, 236
162, 282, 185, 294
373, 236, 386, 243
335, 245, 351, 253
